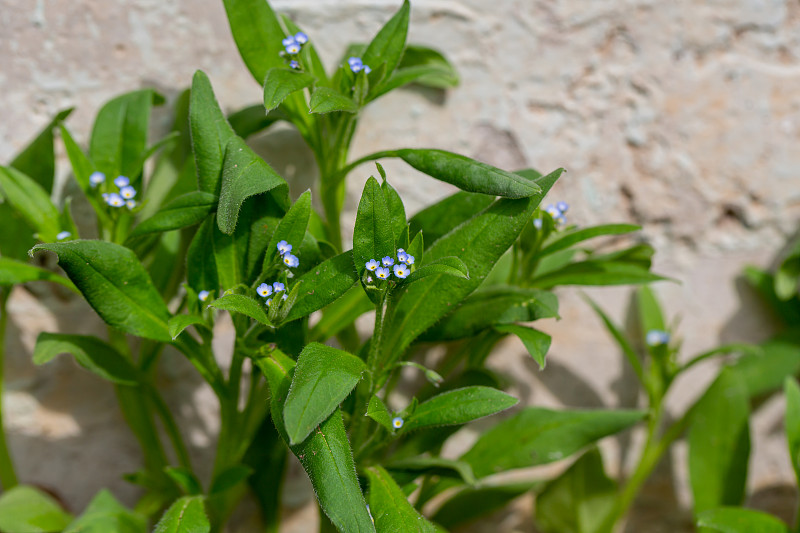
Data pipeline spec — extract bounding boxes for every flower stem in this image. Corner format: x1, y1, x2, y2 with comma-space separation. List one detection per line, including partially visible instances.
0, 291, 18, 489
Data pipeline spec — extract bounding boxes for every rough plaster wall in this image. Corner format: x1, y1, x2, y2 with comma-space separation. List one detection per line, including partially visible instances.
2, 0, 800, 529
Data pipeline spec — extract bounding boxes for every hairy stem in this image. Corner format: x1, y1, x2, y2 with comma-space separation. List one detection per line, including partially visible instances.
0, 291, 18, 489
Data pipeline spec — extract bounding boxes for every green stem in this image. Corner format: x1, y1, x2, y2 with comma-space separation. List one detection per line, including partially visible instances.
147, 385, 192, 470
351, 293, 387, 450
0, 291, 18, 489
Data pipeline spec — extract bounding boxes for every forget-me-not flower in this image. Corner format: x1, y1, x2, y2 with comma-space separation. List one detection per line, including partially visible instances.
533, 218, 543, 230
393, 264, 410, 279
381, 256, 394, 267
277, 240, 292, 256
126, 200, 137, 210
365, 259, 379, 271
106, 193, 125, 207
397, 249, 409, 263
403, 254, 415, 266
114, 176, 130, 188
293, 32, 308, 44
257, 283, 273, 298
646, 330, 670, 347
285, 42, 301, 54
273, 282, 286, 293
347, 56, 371, 74
56, 231, 72, 241
289, 60, 300, 69
198, 290, 211, 302
392, 417, 404, 429
282, 35, 295, 47
89, 171, 105, 187
376, 267, 390, 280
556, 201, 569, 213
120, 186, 136, 199
283, 253, 299, 268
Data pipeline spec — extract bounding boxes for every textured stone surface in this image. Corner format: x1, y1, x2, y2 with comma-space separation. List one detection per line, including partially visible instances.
2, 0, 800, 529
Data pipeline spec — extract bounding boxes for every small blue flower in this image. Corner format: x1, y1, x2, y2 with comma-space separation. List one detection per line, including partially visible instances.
257, 283, 273, 297
285, 42, 301, 54
403, 254, 415, 266
114, 175, 130, 188
273, 282, 286, 293
348, 56, 370, 73
393, 263, 410, 279
283, 253, 299, 268
397, 250, 409, 263
120, 185, 136, 199
555, 215, 567, 227
101, 193, 109, 202
294, 32, 308, 44
56, 231, 72, 241
277, 240, 292, 256
89, 171, 105, 187
646, 330, 670, 347
198, 290, 211, 302
376, 267, 390, 280
106, 193, 125, 207
545, 204, 560, 218
282, 292, 288, 301
533, 218, 543, 230
382, 256, 394, 267
266, 298, 272, 306
281, 35, 296, 47
365, 259, 379, 271
289, 60, 300, 69
556, 201, 569, 213
392, 417, 404, 429
126, 200, 137, 210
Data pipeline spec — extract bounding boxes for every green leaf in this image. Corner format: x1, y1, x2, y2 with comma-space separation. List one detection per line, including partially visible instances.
209, 464, 253, 496
64, 490, 146, 533
538, 224, 641, 258
409, 191, 494, 248
283, 342, 366, 445
11, 108, 73, 192
0, 166, 61, 242
309, 285, 373, 342
263, 68, 316, 112
367, 394, 394, 431
190, 71, 237, 196
365, 466, 438, 533
33, 332, 140, 386
89, 89, 161, 179
372, 45, 459, 99
494, 324, 551, 370
697, 507, 789, 533
228, 104, 281, 139
534, 447, 617, 533
0, 257, 77, 292
362, 0, 410, 81
217, 136, 289, 234
256, 352, 375, 532
209, 293, 273, 327
384, 456, 476, 485
309, 87, 359, 114
395, 149, 547, 198
30, 241, 172, 342
401, 386, 517, 432
0, 485, 72, 533
60, 125, 109, 222
168, 314, 208, 340
583, 295, 645, 385
785, 377, 800, 488
402, 256, 469, 284
461, 407, 645, 478
222, 0, 285, 84
431, 482, 539, 530
689, 368, 750, 514
186, 217, 219, 295
381, 179, 407, 244
285, 250, 360, 322
165, 467, 203, 495
354, 177, 396, 276
128, 191, 217, 239
635, 285, 666, 333
153, 496, 209, 533
263, 190, 311, 271
531, 260, 666, 289
421, 286, 559, 342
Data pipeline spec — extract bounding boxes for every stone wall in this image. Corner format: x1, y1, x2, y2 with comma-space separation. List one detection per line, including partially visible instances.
2, 0, 800, 529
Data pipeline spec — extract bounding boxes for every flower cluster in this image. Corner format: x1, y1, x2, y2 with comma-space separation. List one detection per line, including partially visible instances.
281, 32, 308, 69
257, 281, 287, 306
92, 172, 137, 210
544, 201, 569, 227
365, 248, 414, 280
347, 56, 371, 74
645, 329, 670, 347
276, 240, 299, 269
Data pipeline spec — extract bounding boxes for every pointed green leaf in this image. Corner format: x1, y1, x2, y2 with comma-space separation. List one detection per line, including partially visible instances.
354, 177, 395, 276
128, 191, 217, 239
217, 136, 289, 234
209, 294, 273, 327
309, 87, 358, 114
372, 45, 459, 99
384, 456, 476, 485
308, 285, 372, 342
60, 125, 109, 227
30, 241, 172, 342
381, 179, 407, 243
263, 68, 316, 112
283, 342, 366, 445
0, 485, 73, 533
33, 333, 140, 386
402, 256, 469, 284
689, 368, 750, 514
190, 71, 237, 196
362, 0, 410, 80
367, 394, 394, 431
409, 191, 494, 248
0, 257, 77, 292
263, 190, 311, 271
366, 466, 438, 533
401, 386, 517, 432
186, 217, 219, 295
285, 250, 359, 322
168, 314, 208, 340
697, 507, 789, 533
538, 224, 641, 258
431, 481, 539, 530
153, 496, 209, 533
0, 166, 61, 242
63, 490, 146, 533
222, 0, 286, 84
11, 108, 73, 192
165, 467, 203, 496
461, 407, 646, 478
228, 104, 281, 139
531, 260, 666, 289
494, 324, 551, 370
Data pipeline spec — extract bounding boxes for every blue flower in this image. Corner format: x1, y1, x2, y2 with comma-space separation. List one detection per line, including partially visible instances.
545, 204, 560, 218
277, 240, 292, 256
273, 282, 286, 293
89, 171, 105, 187
114, 175, 130, 188
393, 264, 410, 279
257, 283, 273, 297
56, 231, 72, 240
289, 60, 300, 69
120, 185, 136, 199
126, 200, 137, 210
106, 193, 125, 207
294, 32, 308, 44
376, 267, 390, 280
282, 35, 296, 47
392, 416, 404, 429
397, 250, 409, 263
365, 259, 379, 271
282, 292, 288, 301
283, 253, 299, 268
646, 330, 670, 347
556, 201, 569, 213
347, 56, 371, 74
403, 254, 415, 266
285, 42, 301, 54
198, 290, 211, 302
382, 256, 394, 267
533, 218, 543, 230
266, 298, 272, 306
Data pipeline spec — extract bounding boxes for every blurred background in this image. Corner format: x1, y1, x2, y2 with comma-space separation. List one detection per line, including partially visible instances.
2, 0, 800, 531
